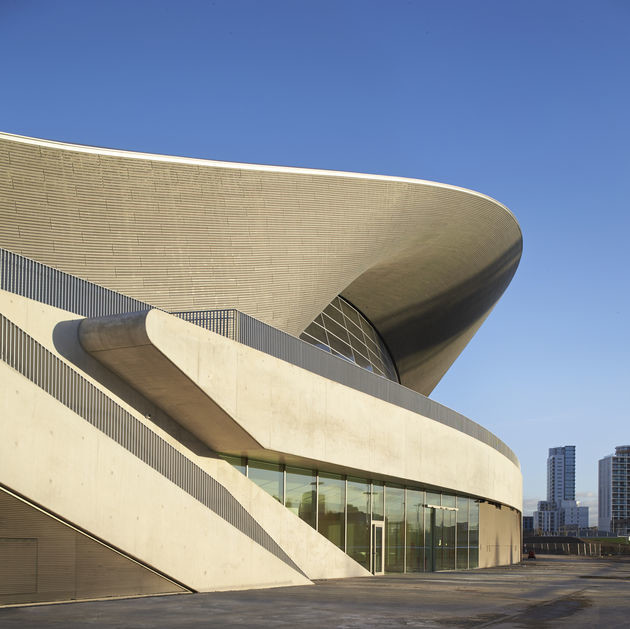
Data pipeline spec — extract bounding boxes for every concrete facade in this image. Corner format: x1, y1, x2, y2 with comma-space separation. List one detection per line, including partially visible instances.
0, 132, 523, 605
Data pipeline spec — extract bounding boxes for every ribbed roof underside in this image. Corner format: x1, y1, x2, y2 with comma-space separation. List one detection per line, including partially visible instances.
0, 132, 522, 395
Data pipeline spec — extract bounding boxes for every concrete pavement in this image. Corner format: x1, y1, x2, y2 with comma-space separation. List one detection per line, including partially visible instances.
1, 555, 629, 628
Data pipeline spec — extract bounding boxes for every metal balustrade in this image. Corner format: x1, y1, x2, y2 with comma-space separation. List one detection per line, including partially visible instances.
1, 247, 518, 466
0, 312, 304, 575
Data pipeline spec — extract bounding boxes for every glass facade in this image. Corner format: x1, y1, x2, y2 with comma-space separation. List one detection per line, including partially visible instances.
318, 473, 345, 550
405, 489, 425, 572
299, 296, 398, 382
285, 466, 316, 528
248, 460, 283, 503
221, 455, 482, 573
385, 485, 405, 572
456, 497, 469, 569
346, 477, 371, 569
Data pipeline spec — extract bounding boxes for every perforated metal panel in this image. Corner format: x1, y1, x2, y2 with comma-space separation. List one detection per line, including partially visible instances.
0, 487, 187, 605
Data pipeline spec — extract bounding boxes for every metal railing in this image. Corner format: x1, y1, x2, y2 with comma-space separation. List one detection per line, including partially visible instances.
1, 248, 152, 317
1, 247, 518, 466
172, 309, 519, 467
0, 311, 303, 575
524, 542, 602, 557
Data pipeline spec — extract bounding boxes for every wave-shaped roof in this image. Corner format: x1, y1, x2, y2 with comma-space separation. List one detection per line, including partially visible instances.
0, 131, 522, 395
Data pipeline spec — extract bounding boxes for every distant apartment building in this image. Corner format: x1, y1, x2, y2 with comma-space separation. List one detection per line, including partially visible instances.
548, 446, 576, 502
534, 446, 588, 534
598, 446, 630, 535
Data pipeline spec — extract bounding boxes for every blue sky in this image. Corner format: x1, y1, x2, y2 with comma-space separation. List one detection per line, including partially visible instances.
2, 0, 628, 522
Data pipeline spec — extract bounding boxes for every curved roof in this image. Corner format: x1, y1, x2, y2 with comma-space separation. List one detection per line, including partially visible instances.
0, 131, 522, 395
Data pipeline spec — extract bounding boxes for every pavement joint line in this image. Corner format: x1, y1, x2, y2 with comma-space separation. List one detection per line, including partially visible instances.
472, 587, 591, 628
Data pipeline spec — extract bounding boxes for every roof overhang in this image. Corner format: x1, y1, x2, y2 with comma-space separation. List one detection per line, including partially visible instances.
0, 131, 522, 395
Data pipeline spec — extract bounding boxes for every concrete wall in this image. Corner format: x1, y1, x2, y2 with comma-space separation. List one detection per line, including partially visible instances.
0, 291, 369, 603
479, 502, 522, 568
81, 308, 523, 511
0, 363, 312, 593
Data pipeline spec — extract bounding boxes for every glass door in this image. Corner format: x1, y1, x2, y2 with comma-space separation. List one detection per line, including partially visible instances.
371, 521, 384, 574
431, 508, 457, 571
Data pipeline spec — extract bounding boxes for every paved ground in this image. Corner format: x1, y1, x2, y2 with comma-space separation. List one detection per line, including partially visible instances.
1, 555, 629, 628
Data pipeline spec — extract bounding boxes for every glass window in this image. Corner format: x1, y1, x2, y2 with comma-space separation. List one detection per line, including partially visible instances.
323, 314, 351, 345
441, 509, 456, 571
385, 485, 405, 572
469, 500, 479, 568
318, 473, 345, 550
426, 492, 441, 507
285, 466, 316, 528
299, 296, 399, 383
406, 488, 425, 572
248, 460, 283, 503
456, 497, 469, 569
360, 316, 378, 342
220, 454, 246, 475
327, 333, 355, 361
325, 303, 346, 327
300, 332, 331, 353
340, 298, 361, 327
346, 319, 365, 345
346, 477, 371, 570
424, 505, 434, 572
372, 482, 384, 521
469, 546, 479, 570
350, 346, 372, 370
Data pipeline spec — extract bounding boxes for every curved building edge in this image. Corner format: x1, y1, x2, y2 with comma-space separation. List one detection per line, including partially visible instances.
0, 131, 522, 396
0, 131, 523, 604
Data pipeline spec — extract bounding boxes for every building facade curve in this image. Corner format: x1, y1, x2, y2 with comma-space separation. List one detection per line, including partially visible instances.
0, 131, 522, 396
0, 132, 523, 606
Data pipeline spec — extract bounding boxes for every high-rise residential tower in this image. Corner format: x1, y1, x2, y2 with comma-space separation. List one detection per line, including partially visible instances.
547, 445, 576, 503
598, 446, 630, 535
534, 445, 588, 534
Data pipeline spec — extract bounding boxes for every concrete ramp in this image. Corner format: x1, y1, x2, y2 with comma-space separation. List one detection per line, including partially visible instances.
1, 292, 368, 605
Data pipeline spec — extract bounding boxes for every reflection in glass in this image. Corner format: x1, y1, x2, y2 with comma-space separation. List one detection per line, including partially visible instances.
456, 497, 469, 569
248, 460, 283, 503
285, 466, 316, 528
373, 524, 384, 573
469, 546, 479, 569
347, 477, 371, 569
224, 452, 486, 574
300, 296, 398, 381
385, 485, 405, 572
442, 509, 456, 570
425, 506, 434, 571
426, 492, 441, 507
433, 508, 443, 570
318, 473, 345, 550
221, 454, 246, 475
406, 488, 425, 572
372, 482, 384, 521
469, 500, 479, 568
